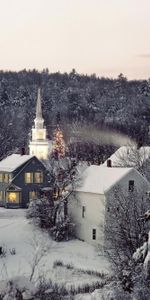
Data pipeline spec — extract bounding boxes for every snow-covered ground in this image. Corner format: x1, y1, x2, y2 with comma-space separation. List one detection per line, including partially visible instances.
0, 208, 110, 288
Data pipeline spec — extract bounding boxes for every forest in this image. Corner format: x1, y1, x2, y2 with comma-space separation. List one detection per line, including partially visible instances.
0, 69, 150, 161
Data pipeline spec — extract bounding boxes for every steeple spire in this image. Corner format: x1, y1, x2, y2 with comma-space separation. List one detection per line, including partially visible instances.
29, 87, 51, 159
34, 88, 44, 129
36, 88, 43, 119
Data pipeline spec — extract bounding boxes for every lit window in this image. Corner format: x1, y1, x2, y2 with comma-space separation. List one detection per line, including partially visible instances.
37, 131, 44, 140
4, 173, 9, 183
0, 173, 3, 182
0, 191, 3, 201
129, 180, 134, 192
7, 192, 19, 203
82, 206, 86, 218
25, 173, 33, 183
29, 191, 38, 200
92, 229, 96, 240
34, 172, 43, 183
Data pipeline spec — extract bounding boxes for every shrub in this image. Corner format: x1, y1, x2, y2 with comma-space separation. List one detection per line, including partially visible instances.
49, 217, 75, 242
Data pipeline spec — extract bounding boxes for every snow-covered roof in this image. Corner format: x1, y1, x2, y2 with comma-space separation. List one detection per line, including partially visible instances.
0, 154, 34, 172
103, 146, 150, 167
75, 165, 133, 194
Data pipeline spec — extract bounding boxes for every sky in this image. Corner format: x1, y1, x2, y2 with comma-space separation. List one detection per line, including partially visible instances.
0, 0, 150, 79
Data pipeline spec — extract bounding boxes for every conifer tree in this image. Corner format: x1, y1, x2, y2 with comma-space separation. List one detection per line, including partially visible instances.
52, 126, 65, 158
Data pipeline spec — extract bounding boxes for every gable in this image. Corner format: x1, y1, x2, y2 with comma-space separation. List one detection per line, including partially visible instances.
11, 156, 47, 179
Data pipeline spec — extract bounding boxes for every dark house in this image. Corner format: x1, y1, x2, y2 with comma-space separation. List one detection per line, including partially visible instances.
0, 154, 50, 208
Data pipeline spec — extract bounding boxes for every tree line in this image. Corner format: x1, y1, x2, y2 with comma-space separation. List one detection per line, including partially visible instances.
0, 69, 150, 160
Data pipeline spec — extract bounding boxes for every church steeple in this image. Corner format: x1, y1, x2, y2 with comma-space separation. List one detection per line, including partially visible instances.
34, 88, 44, 130
29, 88, 50, 159
36, 88, 43, 120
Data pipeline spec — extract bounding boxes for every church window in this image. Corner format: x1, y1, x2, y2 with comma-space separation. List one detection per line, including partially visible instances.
25, 173, 33, 183
82, 206, 86, 218
37, 131, 44, 140
92, 229, 96, 240
34, 172, 43, 183
129, 180, 134, 192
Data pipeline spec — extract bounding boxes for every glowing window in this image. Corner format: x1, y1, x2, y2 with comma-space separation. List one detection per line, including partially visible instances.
4, 173, 9, 183
7, 192, 19, 203
25, 173, 33, 183
37, 131, 44, 140
34, 172, 43, 183
0, 191, 3, 200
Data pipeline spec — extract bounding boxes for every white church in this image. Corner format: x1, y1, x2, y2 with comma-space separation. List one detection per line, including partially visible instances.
29, 88, 52, 159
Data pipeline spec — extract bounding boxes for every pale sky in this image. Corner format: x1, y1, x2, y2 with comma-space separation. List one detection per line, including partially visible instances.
0, 0, 150, 79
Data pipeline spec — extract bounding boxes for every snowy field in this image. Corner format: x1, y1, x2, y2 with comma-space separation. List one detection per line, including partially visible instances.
0, 208, 110, 289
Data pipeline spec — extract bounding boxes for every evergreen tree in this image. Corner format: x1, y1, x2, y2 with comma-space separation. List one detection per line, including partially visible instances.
52, 126, 66, 158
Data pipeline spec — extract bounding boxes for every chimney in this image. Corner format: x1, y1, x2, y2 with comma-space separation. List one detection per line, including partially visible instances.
21, 147, 26, 156
107, 159, 112, 167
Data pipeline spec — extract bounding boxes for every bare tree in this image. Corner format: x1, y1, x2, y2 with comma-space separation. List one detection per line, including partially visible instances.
27, 156, 81, 241
104, 185, 149, 266
109, 145, 150, 181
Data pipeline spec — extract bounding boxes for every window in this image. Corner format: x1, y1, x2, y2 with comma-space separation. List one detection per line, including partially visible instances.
3, 173, 9, 183
7, 192, 20, 203
82, 206, 86, 218
0, 191, 3, 201
0, 173, 3, 182
29, 191, 38, 200
25, 173, 33, 183
129, 180, 134, 192
92, 229, 96, 240
37, 131, 44, 140
34, 172, 43, 183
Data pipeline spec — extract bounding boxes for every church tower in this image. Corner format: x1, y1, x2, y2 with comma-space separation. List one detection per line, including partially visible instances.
29, 88, 49, 159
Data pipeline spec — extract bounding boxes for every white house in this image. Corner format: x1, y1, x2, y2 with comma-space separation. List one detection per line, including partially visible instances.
68, 165, 150, 246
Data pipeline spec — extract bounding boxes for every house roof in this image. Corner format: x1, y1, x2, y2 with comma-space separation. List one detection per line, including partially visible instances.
103, 146, 150, 167
0, 154, 34, 172
75, 165, 134, 194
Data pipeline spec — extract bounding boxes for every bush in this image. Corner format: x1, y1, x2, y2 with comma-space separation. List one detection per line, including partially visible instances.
49, 217, 75, 242
27, 198, 54, 228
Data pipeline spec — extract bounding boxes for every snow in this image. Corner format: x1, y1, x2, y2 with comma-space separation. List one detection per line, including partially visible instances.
0, 154, 34, 172
75, 165, 133, 194
0, 208, 110, 286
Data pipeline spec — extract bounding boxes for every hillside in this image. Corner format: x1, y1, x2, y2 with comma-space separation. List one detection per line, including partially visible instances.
0, 69, 149, 160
